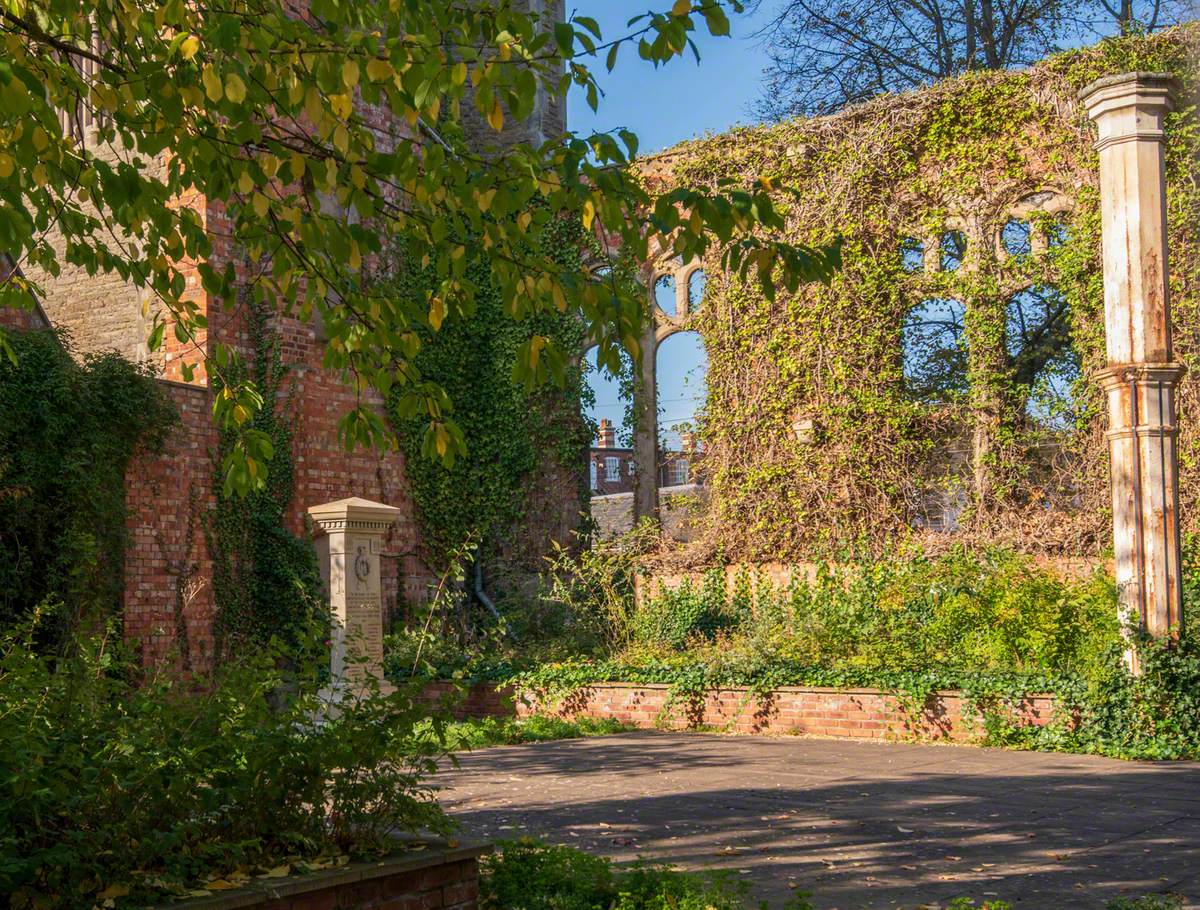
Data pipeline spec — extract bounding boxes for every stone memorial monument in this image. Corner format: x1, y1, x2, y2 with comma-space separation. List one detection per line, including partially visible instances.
307, 496, 399, 696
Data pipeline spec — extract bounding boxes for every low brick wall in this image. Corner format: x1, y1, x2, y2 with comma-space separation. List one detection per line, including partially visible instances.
423, 680, 1060, 743
158, 841, 488, 910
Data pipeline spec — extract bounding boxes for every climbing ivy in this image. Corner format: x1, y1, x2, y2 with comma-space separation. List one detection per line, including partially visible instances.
0, 329, 176, 652
383, 215, 594, 576
207, 305, 324, 658
641, 25, 1199, 562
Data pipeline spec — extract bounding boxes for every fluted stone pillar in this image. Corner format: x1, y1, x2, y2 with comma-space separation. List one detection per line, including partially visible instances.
308, 496, 398, 694
1080, 72, 1183, 660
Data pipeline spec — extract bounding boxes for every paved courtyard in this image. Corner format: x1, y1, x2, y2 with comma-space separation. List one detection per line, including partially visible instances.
437, 731, 1200, 909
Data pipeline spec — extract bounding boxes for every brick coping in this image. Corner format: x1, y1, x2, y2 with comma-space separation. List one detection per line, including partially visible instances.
151, 839, 492, 910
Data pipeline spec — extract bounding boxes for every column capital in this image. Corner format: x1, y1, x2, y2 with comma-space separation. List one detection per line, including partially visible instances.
307, 496, 401, 535
1095, 362, 1186, 391
1078, 72, 1178, 151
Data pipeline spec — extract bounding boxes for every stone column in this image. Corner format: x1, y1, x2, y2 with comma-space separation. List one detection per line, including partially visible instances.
308, 497, 399, 694
1080, 72, 1183, 657
632, 321, 660, 523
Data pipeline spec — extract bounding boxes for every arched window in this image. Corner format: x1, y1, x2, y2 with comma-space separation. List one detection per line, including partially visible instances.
940, 230, 966, 272
902, 298, 968, 403
1046, 219, 1069, 249
654, 274, 677, 317
656, 331, 707, 486
1001, 219, 1032, 258
582, 343, 634, 472
687, 269, 706, 311
1006, 284, 1080, 430
900, 237, 924, 273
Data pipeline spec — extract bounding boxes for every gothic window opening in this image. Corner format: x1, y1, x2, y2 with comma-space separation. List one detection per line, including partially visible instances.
1002, 219, 1032, 258
1005, 284, 1080, 430
900, 237, 925, 273
655, 274, 677, 317
902, 297, 968, 403
687, 269, 707, 311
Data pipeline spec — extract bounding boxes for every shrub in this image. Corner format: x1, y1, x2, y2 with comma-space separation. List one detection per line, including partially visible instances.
629, 546, 1119, 677
0, 618, 450, 907
435, 715, 632, 750
0, 330, 176, 650
479, 840, 772, 910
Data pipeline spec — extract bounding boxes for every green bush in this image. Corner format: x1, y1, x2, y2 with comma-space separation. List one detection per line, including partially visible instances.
479, 840, 772, 910
435, 715, 632, 750
629, 547, 1118, 676
0, 619, 450, 907
481, 842, 1176, 910
0, 330, 176, 651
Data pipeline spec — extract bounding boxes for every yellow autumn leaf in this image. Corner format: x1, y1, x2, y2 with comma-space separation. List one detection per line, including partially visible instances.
289, 154, 306, 181
202, 65, 223, 101
487, 98, 504, 132
329, 93, 353, 120
435, 424, 449, 456
262, 865, 291, 878
225, 73, 247, 103
0, 154, 14, 179
180, 35, 200, 60
582, 197, 596, 230
341, 60, 359, 87
204, 880, 239, 891
237, 170, 254, 194
365, 58, 392, 82
429, 297, 445, 330
671, 0, 692, 13
99, 883, 131, 899
252, 192, 270, 217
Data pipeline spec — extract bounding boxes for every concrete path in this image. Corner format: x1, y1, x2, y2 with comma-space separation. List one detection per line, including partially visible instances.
436, 731, 1200, 910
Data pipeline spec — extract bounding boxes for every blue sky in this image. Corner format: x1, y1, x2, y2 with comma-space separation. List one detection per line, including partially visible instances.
573, 1, 773, 448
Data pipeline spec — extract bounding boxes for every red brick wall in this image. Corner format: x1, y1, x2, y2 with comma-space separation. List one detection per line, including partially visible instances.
124, 381, 220, 671
121, 330, 438, 673
184, 844, 485, 910
427, 681, 1061, 743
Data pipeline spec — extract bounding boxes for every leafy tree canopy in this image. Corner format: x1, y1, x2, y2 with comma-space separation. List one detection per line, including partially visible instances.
0, 0, 839, 494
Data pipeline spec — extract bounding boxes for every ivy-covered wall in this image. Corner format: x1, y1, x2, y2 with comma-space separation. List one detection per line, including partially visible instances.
385, 216, 593, 583
640, 26, 1199, 564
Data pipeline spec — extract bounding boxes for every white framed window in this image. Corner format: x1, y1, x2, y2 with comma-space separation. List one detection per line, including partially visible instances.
589, 460, 598, 490
605, 456, 620, 482
628, 460, 636, 476
671, 459, 689, 485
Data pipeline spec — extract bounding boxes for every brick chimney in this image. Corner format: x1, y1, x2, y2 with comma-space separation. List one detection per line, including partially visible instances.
597, 418, 616, 448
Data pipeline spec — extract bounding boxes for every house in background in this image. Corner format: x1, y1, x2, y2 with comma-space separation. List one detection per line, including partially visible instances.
588, 418, 700, 495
